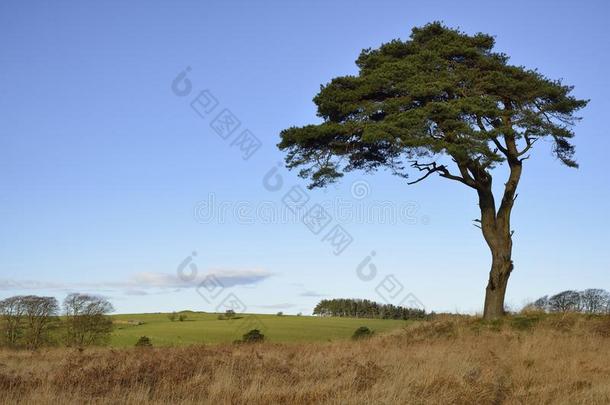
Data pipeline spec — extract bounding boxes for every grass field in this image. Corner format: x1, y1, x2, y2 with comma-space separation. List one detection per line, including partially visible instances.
2, 313, 610, 404
110, 312, 408, 346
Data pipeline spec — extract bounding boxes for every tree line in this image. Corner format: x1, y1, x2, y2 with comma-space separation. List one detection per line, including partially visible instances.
529, 289, 610, 314
313, 298, 427, 320
0, 293, 114, 349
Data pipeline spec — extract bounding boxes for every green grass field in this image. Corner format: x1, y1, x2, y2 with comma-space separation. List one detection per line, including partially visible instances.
110, 312, 408, 347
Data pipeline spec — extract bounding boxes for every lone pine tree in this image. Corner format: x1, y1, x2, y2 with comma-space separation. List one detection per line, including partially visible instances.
278, 22, 587, 319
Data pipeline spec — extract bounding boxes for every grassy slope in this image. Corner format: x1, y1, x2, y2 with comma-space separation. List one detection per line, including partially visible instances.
2, 314, 610, 404
110, 312, 407, 346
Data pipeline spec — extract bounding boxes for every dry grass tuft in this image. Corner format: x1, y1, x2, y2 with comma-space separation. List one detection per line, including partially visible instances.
1, 313, 609, 404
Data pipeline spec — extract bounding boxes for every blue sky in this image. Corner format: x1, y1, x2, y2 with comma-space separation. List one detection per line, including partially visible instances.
1, 0, 608, 314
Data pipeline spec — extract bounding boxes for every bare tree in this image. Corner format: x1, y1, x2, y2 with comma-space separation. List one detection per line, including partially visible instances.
548, 291, 581, 313
21, 296, 59, 349
532, 295, 549, 312
581, 289, 610, 314
63, 293, 114, 347
0, 296, 26, 347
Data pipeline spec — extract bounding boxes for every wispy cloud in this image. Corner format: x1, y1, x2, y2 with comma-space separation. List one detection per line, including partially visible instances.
256, 303, 297, 309
123, 270, 272, 289
0, 269, 273, 292
0, 279, 66, 290
300, 290, 327, 297
123, 289, 149, 296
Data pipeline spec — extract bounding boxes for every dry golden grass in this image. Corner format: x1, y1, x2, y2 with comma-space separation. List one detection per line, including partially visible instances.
1, 313, 609, 404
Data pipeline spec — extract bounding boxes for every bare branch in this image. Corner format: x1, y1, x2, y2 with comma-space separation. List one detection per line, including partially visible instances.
477, 116, 509, 157
407, 162, 440, 185
407, 160, 478, 189
517, 135, 539, 157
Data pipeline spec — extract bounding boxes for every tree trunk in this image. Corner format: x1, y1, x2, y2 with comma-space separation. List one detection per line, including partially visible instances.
483, 249, 513, 319
478, 185, 515, 320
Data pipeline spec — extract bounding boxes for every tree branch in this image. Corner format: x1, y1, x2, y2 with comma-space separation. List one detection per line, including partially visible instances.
407, 161, 441, 185
407, 160, 477, 189
517, 134, 539, 158
496, 110, 522, 230
477, 116, 509, 157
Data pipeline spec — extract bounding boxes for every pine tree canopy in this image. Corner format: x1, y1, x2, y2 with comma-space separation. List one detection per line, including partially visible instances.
278, 22, 588, 189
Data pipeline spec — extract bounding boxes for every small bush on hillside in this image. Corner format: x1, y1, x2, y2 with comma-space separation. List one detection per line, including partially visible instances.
135, 336, 152, 347
352, 326, 373, 340
276, 312, 283, 316
487, 318, 504, 332
225, 310, 236, 319
168, 312, 177, 322
242, 329, 265, 343
404, 318, 458, 341
178, 314, 187, 322
510, 315, 541, 331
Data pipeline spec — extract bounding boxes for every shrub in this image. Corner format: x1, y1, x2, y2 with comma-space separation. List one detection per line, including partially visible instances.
178, 314, 187, 322
352, 326, 373, 340
225, 310, 236, 319
168, 312, 177, 322
510, 315, 541, 331
276, 312, 283, 316
487, 318, 504, 332
242, 329, 265, 343
135, 336, 152, 347
405, 318, 458, 340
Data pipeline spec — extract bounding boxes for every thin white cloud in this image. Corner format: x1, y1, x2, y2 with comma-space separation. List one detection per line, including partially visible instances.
256, 303, 297, 309
123, 289, 149, 296
0, 279, 66, 290
0, 269, 273, 292
300, 290, 327, 297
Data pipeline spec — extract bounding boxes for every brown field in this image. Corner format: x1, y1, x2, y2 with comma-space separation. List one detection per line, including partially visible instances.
1, 313, 609, 405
